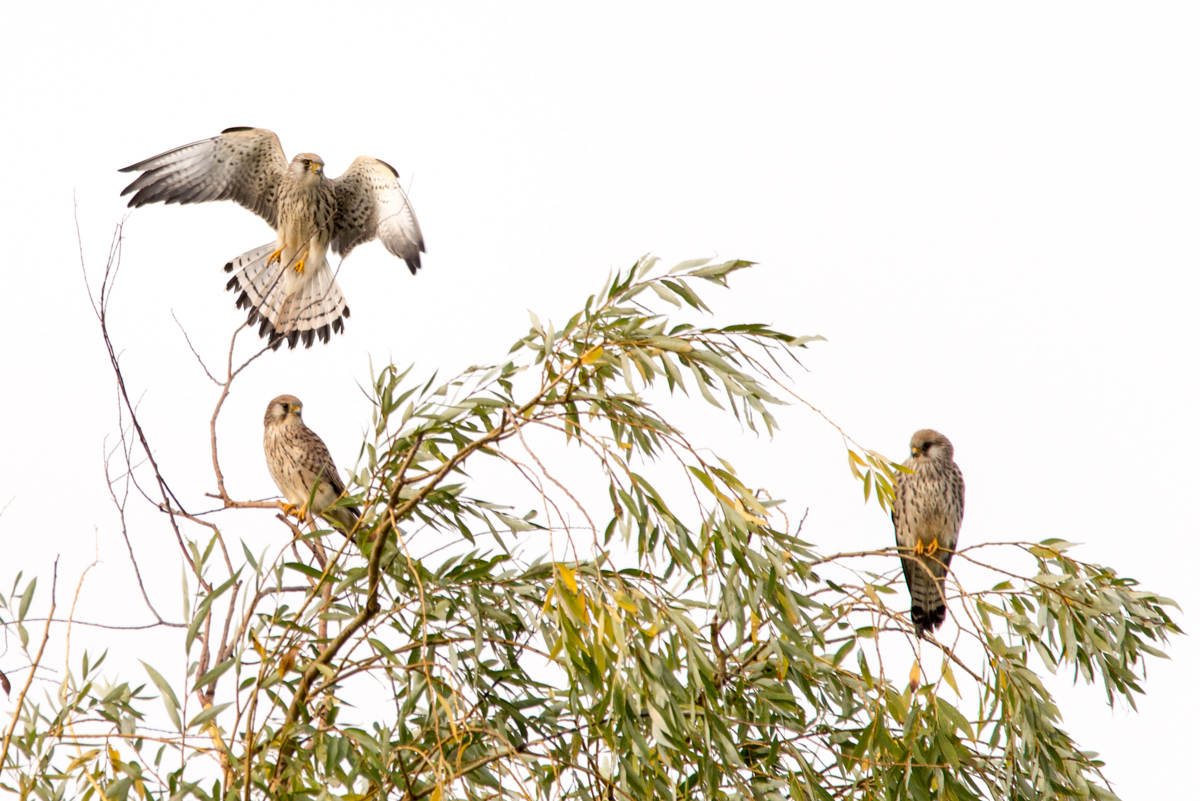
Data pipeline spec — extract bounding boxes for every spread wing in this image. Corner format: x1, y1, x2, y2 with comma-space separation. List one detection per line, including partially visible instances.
119, 127, 289, 229
331, 156, 425, 274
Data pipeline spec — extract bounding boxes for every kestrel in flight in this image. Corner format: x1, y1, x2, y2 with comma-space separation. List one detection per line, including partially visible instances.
263, 394, 361, 534
892, 429, 965, 637
120, 127, 425, 349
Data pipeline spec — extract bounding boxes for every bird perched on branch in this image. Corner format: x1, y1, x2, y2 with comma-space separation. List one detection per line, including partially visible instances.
263, 395, 361, 535
119, 127, 425, 349
892, 429, 965, 637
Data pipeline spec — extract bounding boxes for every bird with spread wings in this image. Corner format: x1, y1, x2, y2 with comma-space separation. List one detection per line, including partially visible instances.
119, 127, 425, 349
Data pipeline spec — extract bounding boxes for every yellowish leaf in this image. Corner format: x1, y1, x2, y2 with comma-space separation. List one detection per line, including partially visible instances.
848, 451, 864, 480
782, 601, 798, 626
547, 635, 564, 662
733, 499, 768, 526
250, 631, 266, 660
909, 659, 921, 692
557, 563, 579, 595
279, 646, 300, 677
435, 692, 459, 739
941, 658, 961, 698
863, 584, 881, 607
66, 749, 101, 773
741, 492, 770, 517
581, 346, 604, 365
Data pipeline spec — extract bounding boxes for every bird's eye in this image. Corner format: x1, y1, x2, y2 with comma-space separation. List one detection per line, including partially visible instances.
302, 159, 310, 167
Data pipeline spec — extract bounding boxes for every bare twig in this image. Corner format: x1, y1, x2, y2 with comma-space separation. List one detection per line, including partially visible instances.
80, 217, 199, 575
171, 310, 222, 386
209, 324, 272, 506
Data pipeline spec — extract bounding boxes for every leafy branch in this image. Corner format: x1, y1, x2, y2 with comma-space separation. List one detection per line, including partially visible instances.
0, 247, 1178, 801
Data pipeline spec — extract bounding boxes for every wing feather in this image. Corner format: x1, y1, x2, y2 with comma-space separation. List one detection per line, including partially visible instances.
893, 467, 919, 601
119, 127, 289, 229
330, 156, 425, 273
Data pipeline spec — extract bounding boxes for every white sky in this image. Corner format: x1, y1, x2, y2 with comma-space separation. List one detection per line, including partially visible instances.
1, 3, 1197, 797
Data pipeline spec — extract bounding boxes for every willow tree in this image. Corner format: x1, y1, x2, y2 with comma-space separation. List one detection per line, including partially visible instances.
0, 248, 1179, 801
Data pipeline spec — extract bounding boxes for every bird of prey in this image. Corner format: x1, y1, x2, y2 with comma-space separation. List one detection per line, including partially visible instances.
119, 127, 425, 349
263, 394, 361, 535
892, 429, 965, 637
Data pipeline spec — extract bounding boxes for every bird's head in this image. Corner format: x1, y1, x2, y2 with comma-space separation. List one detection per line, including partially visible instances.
266, 394, 304, 427
909, 429, 954, 462
290, 153, 325, 182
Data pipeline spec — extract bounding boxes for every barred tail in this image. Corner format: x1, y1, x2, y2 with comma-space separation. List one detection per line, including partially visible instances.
908, 554, 949, 636
910, 595, 947, 636
223, 245, 351, 349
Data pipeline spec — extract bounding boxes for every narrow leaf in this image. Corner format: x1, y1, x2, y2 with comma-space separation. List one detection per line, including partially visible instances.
141, 662, 182, 731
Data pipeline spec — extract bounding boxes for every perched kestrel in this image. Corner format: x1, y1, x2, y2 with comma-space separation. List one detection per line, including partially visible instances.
263, 395, 361, 534
119, 127, 425, 349
892, 429, 965, 637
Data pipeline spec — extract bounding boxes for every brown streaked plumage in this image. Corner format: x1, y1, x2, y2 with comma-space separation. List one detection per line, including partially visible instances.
119, 127, 425, 349
892, 429, 965, 637
263, 394, 361, 534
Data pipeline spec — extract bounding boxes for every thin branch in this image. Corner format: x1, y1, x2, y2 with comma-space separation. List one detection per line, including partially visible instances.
171, 310, 221, 386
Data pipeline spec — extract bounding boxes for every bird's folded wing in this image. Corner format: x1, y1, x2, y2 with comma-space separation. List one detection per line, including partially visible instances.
330, 156, 425, 274
119, 127, 289, 229
293, 433, 350, 498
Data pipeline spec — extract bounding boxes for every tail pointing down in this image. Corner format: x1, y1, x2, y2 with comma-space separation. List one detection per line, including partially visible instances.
223, 244, 350, 349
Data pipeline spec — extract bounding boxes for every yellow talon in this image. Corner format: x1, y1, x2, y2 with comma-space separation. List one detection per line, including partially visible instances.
268, 248, 284, 265
293, 257, 306, 275
278, 501, 309, 520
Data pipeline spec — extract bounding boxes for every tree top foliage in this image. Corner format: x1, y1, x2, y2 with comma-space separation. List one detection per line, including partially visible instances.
0, 242, 1180, 801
